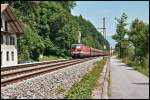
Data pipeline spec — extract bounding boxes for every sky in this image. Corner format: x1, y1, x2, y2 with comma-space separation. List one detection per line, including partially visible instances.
71, 1, 149, 48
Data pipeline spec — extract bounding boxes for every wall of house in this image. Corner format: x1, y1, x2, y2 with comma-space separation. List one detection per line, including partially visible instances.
1, 13, 14, 33
1, 41, 18, 67
1, 13, 18, 67
1, 14, 5, 31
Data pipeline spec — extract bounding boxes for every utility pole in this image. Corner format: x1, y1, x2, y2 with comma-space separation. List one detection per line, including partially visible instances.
99, 17, 106, 57
103, 17, 106, 56
99, 17, 106, 42
102, 17, 106, 40
78, 31, 81, 44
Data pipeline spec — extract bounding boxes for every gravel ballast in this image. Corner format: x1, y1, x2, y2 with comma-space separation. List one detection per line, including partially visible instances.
1, 57, 102, 99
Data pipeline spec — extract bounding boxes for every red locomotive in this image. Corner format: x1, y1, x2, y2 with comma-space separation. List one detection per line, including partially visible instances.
70, 44, 109, 58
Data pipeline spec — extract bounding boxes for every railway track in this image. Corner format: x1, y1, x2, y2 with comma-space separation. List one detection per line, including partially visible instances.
1, 57, 96, 87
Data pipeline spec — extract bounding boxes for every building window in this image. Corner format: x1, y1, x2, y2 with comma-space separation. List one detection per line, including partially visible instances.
11, 51, 14, 61
1, 52, 2, 66
6, 51, 9, 61
1, 34, 3, 44
10, 36, 12, 45
10, 36, 15, 45
13, 37, 15, 45
12, 37, 15, 45
6, 35, 9, 45
5, 21, 8, 31
1, 18, 3, 28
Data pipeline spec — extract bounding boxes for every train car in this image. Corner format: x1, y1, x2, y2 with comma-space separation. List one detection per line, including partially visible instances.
90, 47, 104, 56
70, 44, 109, 58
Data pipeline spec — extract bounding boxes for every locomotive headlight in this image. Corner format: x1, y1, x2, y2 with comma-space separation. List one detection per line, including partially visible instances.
76, 46, 81, 49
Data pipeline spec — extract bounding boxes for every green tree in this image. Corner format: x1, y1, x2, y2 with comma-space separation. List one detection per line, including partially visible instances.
57, 1, 76, 12
112, 13, 128, 58
18, 24, 45, 61
128, 19, 149, 65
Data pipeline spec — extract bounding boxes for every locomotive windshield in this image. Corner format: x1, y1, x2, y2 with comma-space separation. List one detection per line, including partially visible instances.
71, 44, 76, 49
71, 44, 83, 49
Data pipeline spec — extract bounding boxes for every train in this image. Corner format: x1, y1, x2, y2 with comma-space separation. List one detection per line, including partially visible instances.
70, 44, 109, 58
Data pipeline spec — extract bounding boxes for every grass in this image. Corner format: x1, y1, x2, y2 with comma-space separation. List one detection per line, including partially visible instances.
38, 55, 67, 61
121, 58, 149, 77
64, 58, 107, 99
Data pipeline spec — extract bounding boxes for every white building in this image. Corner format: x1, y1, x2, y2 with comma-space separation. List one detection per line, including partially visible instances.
1, 4, 24, 67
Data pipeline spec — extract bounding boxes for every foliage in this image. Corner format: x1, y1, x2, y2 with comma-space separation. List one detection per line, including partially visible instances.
65, 58, 107, 99
113, 13, 149, 76
18, 24, 45, 61
128, 19, 149, 64
38, 55, 65, 62
122, 58, 149, 77
3, 1, 109, 61
57, 1, 76, 12
112, 13, 128, 58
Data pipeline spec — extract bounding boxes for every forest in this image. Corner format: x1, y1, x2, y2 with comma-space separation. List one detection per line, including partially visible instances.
2, 1, 109, 61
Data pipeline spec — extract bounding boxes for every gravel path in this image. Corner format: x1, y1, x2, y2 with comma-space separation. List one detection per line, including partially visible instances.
110, 56, 149, 99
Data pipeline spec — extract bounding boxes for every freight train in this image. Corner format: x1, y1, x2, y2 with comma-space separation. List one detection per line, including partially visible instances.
70, 44, 109, 58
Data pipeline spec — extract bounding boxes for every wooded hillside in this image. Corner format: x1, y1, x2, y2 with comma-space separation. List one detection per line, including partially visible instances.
2, 1, 109, 61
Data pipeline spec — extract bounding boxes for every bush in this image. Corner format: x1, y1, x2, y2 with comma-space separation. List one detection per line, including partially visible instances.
38, 55, 65, 61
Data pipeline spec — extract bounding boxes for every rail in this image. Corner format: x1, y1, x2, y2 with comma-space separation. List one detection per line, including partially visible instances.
1, 57, 96, 87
